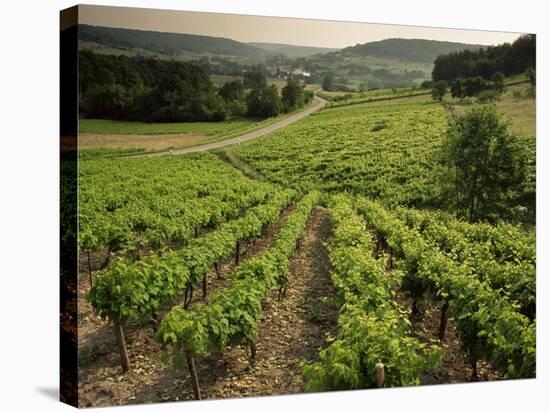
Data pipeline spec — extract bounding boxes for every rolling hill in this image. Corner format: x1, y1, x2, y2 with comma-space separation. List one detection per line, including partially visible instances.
248, 42, 339, 57
340, 38, 485, 63
302, 38, 488, 88
78, 24, 276, 58
77, 26, 491, 89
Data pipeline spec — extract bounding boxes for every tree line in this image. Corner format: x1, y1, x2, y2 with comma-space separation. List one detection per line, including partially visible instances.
432, 34, 535, 82
428, 71, 508, 102
79, 51, 313, 122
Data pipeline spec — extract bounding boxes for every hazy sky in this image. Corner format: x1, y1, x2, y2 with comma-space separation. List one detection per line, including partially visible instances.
79, 4, 522, 49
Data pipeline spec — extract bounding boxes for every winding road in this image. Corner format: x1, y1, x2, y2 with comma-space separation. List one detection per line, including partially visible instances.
136, 96, 327, 157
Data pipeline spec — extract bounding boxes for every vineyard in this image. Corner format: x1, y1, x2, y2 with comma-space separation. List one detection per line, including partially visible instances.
228, 101, 448, 206
319, 87, 431, 108
77, 92, 536, 406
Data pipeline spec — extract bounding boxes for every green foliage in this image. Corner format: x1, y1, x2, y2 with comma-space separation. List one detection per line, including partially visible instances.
246, 85, 283, 118
440, 104, 528, 222
322, 87, 430, 108
304, 195, 442, 391
433, 34, 535, 81
476, 89, 502, 103
232, 101, 448, 207
79, 153, 277, 253
526, 67, 536, 86
370, 119, 389, 132
304, 90, 315, 104
396, 207, 536, 319
79, 50, 226, 122
421, 80, 434, 89
357, 198, 535, 379
219, 80, 246, 102
450, 76, 501, 99
322, 72, 336, 92
281, 78, 305, 112
431, 80, 448, 101
490, 72, 506, 94
156, 192, 320, 358
87, 188, 295, 324
243, 66, 268, 89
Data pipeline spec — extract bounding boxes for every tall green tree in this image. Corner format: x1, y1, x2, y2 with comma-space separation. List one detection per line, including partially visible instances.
219, 80, 245, 102
246, 85, 282, 118
322, 72, 335, 92
450, 78, 465, 98
526, 67, 536, 86
281, 79, 305, 112
490, 71, 506, 93
243, 66, 268, 89
440, 105, 527, 222
431, 80, 448, 101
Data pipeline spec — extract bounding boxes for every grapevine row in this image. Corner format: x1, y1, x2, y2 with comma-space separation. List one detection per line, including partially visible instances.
231, 101, 447, 206
80, 183, 273, 255
397, 207, 535, 264
396, 207, 535, 319
87, 188, 295, 371
303, 195, 442, 390
79, 153, 277, 254
156, 191, 320, 399
356, 198, 535, 379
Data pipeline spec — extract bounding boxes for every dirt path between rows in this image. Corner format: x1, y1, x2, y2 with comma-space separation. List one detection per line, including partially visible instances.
391, 291, 502, 385
183, 207, 339, 400
77, 206, 337, 406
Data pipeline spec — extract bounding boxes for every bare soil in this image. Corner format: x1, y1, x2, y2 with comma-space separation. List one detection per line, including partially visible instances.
393, 291, 502, 385
77, 207, 337, 407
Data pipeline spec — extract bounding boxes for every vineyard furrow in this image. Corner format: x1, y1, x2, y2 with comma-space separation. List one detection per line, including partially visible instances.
156, 191, 321, 398
356, 197, 535, 378
304, 195, 442, 390
396, 207, 535, 319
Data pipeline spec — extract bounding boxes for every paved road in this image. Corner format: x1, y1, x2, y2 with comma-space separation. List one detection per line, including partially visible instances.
137, 96, 327, 157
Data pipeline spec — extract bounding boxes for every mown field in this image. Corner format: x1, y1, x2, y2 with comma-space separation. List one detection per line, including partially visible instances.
446, 82, 536, 138
78, 99, 319, 157
73, 82, 536, 407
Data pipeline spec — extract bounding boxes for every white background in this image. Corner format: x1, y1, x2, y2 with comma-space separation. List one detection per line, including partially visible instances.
0, 0, 547, 411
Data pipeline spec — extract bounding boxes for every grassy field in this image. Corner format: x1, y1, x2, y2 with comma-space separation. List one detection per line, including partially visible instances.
78, 99, 319, 155
320, 86, 431, 108
209, 74, 289, 90
446, 82, 535, 138
305, 54, 432, 89
496, 83, 535, 137
79, 133, 210, 151
79, 119, 253, 135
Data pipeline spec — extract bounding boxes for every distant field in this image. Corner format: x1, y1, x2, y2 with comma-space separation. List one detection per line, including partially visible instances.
79, 119, 253, 135
320, 86, 431, 108
448, 82, 535, 138
209, 74, 288, 90
78, 99, 318, 155
79, 133, 213, 151
79, 118, 256, 153
505, 73, 529, 85
305, 54, 432, 89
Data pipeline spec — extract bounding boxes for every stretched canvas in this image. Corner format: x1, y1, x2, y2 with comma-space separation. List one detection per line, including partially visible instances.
60, 4, 536, 408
